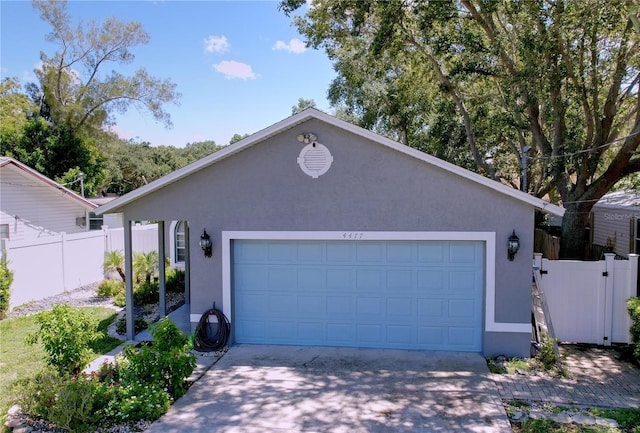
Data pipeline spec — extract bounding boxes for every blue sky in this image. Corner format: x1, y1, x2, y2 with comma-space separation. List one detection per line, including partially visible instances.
0, 0, 335, 147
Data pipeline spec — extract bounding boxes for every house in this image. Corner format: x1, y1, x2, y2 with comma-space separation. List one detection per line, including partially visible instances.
97, 109, 564, 357
0, 157, 96, 244
592, 190, 640, 257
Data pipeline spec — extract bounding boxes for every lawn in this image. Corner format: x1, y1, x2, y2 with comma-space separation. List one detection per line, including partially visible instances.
0, 307, 122, 429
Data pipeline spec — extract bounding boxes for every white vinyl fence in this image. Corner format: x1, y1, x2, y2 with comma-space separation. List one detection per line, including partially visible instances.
534, 253, 638, 345
4, 224, 158, 309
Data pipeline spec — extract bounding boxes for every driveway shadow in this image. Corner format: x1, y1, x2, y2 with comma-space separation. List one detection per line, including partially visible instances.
147, 345, 512, 433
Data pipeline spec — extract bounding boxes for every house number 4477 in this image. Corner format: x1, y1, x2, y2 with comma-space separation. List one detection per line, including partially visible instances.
342, 232, 364, 239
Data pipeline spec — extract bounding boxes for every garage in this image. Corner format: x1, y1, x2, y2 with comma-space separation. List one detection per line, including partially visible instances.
233, 238, 484, 351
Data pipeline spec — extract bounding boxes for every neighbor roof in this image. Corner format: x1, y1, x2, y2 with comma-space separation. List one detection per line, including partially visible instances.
593, 190, 640, 211
96, 109, 565, 217
0, 157, 97, 210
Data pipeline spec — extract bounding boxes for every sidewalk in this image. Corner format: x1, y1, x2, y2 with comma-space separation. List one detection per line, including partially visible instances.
491, 345, 640, 408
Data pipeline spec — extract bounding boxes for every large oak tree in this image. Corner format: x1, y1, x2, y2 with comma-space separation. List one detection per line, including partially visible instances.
282, 0, 640, 258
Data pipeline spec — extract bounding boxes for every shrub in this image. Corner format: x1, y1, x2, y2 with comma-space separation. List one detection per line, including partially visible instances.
0, 258, 13, 319
120, 318, 195, 399
25, 304, 102, 375
628, 297, 640, 362
133, 280, 159, 305
165, 268, 185, 293
96, 279, 124, 298
115, 317, 148, 335
14, 369, 103, 433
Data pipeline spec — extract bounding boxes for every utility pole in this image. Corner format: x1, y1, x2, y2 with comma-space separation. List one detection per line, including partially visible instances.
79, 172, 85, 197
522, 146, 531, 193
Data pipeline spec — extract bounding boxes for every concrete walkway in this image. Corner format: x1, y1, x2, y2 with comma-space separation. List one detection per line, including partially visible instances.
491, 345, 640, 408
146, 345, 512, 433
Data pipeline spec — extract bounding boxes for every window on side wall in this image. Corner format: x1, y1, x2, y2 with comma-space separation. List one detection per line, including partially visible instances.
88, 212, 103, 230
175, 221, 186, 263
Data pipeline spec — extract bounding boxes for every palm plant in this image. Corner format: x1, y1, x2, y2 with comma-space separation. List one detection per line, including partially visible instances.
103, 250, 125, 282
133, 251, 159, 284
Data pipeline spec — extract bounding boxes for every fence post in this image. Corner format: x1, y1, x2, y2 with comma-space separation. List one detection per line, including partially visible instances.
629, 254, 639, 298
533, 253, 543, 271
603, 253, 616, 346
60, 232, 67, 292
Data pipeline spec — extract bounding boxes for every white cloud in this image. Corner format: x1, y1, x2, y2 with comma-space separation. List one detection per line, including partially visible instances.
213, 61, 257, 80
272, 38, 307, 54
204, 35, 229, 53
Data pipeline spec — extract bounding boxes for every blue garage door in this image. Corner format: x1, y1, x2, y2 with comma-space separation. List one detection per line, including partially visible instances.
233, 240, 484, 351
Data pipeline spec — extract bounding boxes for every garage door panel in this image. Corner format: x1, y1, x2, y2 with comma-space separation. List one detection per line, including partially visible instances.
386, 270, 415, 291
234, 240, 483, 351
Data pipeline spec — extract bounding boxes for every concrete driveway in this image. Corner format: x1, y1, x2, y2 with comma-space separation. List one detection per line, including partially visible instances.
146, 345, 512, 433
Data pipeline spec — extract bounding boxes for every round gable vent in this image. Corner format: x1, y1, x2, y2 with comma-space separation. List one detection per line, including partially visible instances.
297, 142, 333, 178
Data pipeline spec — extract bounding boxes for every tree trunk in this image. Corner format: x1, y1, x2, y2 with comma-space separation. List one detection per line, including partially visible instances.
559, 203, 592, 259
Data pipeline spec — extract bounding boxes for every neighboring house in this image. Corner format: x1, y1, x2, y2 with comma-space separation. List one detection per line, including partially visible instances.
0, 157, 96, 243
592, 190, 640, 257
87, 194, 124, 230
97, 109, 564, 357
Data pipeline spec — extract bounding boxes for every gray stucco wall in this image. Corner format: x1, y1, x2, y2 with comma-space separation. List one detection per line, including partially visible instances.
123, 118, 535, 356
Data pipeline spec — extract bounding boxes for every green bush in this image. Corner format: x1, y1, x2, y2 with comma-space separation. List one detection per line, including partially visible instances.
96, 279, 124, 298
120, 318, 195, 399
115, 317, 148, 335
165, 268, 185, 293
14, 369, 103, 433
133, 280, 159, 305
0, 259, 13, 319
628, 297, 640, 362
25, 305, 102, 375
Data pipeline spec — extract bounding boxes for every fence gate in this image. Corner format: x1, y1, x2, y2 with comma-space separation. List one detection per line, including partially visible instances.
534, 253, 638, 345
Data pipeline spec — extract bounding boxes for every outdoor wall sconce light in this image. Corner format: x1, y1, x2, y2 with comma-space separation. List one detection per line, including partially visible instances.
200, 229, 212, 258
507, 230, 520, 261
296, 132, 318, 144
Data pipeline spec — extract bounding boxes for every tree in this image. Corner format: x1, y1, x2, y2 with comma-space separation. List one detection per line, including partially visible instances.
0, 78, 37, 146
103, 250, 125, 282
32, 0, 180, 135
291, 97, 317, 115
229, 133, 250, 145
281, 0, 640, 258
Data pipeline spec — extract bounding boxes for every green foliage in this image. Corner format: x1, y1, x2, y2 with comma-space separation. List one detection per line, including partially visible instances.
0, 77, 37, 146
133, 250, 159, 284
0, 259, 13, 320
1, 118, 107, 197
32, 0, 180, 134
165, 268, 185, 293
133, 281, 159, 305
120, 318, 195, 399
115, 317, 148, 335
628, 298, 640, 362
291, 97, 316, 115
282, 0, 640, 258
25, 305, 102, 375
535, 338, 558, 369
96, 279, 124, 298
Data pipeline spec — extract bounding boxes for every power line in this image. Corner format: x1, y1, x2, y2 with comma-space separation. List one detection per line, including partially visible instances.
528, 130, 640, 161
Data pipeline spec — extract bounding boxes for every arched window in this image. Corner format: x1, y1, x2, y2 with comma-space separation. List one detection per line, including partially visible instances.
175, 221, 186, 263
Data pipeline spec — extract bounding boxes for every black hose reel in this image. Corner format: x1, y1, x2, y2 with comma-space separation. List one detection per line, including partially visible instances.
194, 303, 230, 352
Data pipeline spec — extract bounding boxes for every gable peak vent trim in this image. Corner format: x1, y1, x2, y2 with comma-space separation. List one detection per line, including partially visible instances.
297, 142, 333, 178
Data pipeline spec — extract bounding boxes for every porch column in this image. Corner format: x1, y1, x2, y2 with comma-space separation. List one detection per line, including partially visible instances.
184, 221, 190, 305
158, 221, 166, 317
124, 219, 134, 341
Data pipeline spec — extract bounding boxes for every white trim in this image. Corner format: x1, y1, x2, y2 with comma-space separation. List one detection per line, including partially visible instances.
96, 109, 564, 217
221, 230, 529, 335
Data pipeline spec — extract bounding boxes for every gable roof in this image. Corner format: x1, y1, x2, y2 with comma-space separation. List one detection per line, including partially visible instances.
0, 157, 97, 210
97, 108, 564, 217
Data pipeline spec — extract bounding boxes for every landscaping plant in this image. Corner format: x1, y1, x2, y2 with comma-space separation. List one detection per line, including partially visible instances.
0, 258, 13, 320
15, 316, 195, 431
628, 297, 640, 363
25, 304, 102, 375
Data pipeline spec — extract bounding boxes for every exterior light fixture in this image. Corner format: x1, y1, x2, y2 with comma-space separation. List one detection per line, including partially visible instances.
296, 132, 318, 144
200, 229, 212, 258
507, 230, 520, 261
